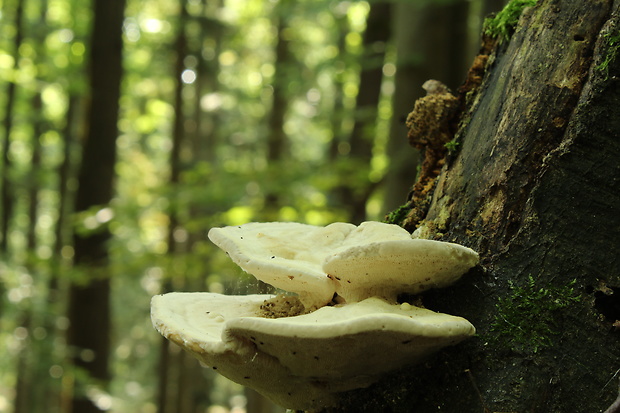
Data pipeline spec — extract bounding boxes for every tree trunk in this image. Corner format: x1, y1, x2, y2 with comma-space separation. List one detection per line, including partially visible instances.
321, 1, 620, 412
0, 0, 25, 255
27, 93, 43, 253
13, 313, 32, 413
264, 1, 294, 217
190, 0, 223, 166
53, 95, 81, 289
67, 0, 126, 411
14, 3, 50, 411
340, 0, 391, 223
267, 15, 290, 165
348, 0, 392, 159
157, 2, 189, 412
328, 12, 349, 162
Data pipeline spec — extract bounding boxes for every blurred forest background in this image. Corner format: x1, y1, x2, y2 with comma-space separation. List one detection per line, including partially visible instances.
0, 0, 507, 412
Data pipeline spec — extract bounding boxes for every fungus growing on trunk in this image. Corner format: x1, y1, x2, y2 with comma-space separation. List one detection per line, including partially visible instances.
151, 221, 479, 410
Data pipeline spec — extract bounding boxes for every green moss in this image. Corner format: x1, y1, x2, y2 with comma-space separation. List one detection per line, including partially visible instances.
489, 276, 579, 353
596, 30, 620, 79
383, 203, 410, 225
483, 0, 538, 44
444, 139, 460, 154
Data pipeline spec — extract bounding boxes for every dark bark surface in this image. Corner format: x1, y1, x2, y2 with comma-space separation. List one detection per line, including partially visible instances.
321, 1, 620, 412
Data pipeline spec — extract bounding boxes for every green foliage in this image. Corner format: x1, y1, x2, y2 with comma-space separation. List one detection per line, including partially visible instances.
383, 203, 410, 225
490, 276, 580, 354
483, 0, 538, 44
596, 29, 620, 79
444, 138, 460, 154
0, 0, 494, 410
3, 0, 387, 407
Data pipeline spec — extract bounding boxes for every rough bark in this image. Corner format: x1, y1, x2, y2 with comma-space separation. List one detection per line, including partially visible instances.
322, 1, 620, 412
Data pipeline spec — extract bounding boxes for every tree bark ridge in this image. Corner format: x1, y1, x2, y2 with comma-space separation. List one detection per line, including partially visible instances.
422, 0, 612, 256
322, 1, 620, 412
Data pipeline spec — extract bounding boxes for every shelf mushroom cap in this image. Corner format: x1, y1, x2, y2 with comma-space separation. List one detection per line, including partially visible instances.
208, 222, 356, 308
325, 238, 480, 303
151, 292, 336, 409
208, 221, 479, 306
151, 292, 475, 411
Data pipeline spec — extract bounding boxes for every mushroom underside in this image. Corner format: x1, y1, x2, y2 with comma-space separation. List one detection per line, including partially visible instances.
151, 292, 475, 410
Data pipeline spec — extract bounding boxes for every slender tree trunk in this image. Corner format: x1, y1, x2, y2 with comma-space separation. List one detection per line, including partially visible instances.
13, 313, 32, 413
66, 0, 126, 412
53, 95, 81, 289
328, 13, 349, 162
338, 1, 391, 223
264, 3, 293, 217
267, 12, 291, 165
170, 13, 190, 409
157, 337, 173, 413
157, 3, 188, 412
321, 1, 620, 412
348, 1, 391, 160
167, 0, 188, 257
0, 0, 25, 255
14, 3, 50, 411
52, 98, 81, 413
191, 0, 223, 166
27, 93, 43, 253
181, 3, 223, 410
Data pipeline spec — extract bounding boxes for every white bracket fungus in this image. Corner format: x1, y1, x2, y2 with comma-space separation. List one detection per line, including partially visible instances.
151, 221, 479, 411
